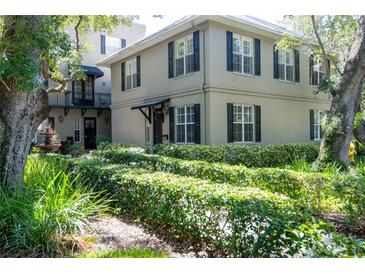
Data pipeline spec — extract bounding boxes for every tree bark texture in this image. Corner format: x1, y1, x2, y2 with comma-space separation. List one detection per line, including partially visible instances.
0, 89, 48, 191
318, 16, 365, 166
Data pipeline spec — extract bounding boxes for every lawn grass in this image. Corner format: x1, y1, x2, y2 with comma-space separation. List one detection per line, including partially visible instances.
73, 248, 169, 258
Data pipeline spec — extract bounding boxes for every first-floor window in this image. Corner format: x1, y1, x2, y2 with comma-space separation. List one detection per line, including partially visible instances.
176, 105, 195, 143
145, 118, 151, 144
74, 118, 81, 143
233, 104, 254, 142
313, 110, 325, 141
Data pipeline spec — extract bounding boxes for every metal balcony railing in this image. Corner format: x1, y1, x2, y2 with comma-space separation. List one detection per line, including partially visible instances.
48, 90, 111, 109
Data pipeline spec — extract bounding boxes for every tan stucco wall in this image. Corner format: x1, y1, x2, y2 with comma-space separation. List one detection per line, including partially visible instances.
46, 108, 111, 147
205, 90, 330, 145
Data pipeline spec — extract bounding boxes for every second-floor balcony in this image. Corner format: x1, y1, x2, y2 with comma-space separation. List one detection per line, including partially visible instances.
48, 91, 111, 109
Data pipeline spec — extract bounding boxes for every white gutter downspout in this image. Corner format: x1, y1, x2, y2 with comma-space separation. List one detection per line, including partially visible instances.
192, 21, 206, 144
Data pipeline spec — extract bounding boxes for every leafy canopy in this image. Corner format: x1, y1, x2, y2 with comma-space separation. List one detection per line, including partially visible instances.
0, 15, 136, 92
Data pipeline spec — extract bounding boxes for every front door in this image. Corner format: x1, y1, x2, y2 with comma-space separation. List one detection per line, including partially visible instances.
84, 118, 97, 149
153, 110, 163, 145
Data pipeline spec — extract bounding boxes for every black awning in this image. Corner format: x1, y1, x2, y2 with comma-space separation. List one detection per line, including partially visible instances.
131, 98, 170, 110
81, 65, 104, 78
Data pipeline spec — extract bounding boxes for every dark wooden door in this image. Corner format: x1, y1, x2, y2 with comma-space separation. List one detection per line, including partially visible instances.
153, 111, 163, 145
84, 118, 97, 149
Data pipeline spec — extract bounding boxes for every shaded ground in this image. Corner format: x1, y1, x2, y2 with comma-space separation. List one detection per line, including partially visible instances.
322, 213, 365, 239
81, 215, 214, 258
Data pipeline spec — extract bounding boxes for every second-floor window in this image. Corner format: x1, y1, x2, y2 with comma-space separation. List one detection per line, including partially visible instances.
175, 34, 194, 77
101, 34, 126, 55
233, 34, 254, 75
310, 58, 325, 86
72, 75, 94, 106
278, 49, 294, 81
125, 58, 137, 90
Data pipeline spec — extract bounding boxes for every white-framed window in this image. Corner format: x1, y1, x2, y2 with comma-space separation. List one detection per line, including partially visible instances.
145, 118, 151, 144
175, 34, 194, 77
233, 33, 254, 75
313, 110, 325, 141
125, 58, 137, 90
311, 59, 326, 86
74, 117, 81, 143
233, 104, 254, 143
175, 105, 195, 143
105, 36, 121, 55
278, 49, 294, 81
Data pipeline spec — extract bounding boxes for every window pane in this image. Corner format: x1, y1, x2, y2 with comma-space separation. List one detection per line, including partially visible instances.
285, 50, 293, 65
187, 124, 195, 143
286, 65, 294, 81
176, 125, 185, 142
318, 72, 324, 85
233, 53, 242, 73
278, 50, 285, 64
132, 73, 137, 88
244, 124, 254, 142
233, 105, 242, 122
244, 106, 253, 123
243, 56, 253, 74
176, 57, 184, 76
185, 54, 194, 74
176, 40, 185, 57
186, 106, 194, 123
233, 36, 241, 53
278, 64, 285, 80
186, 37, 193, 54
242, 39, 252, 56
127, 75, 132, 90
233, 123, 243, 142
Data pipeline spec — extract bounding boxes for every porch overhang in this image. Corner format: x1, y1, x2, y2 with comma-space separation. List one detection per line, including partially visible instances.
80, 65, 104, 78
131, 98, 170, 124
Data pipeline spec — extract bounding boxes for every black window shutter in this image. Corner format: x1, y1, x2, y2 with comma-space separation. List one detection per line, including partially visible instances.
254, 38, 261, 76
273, 45, 279, 79
310, 109, 314, 140
193, 31, 200, 72
227, 103, 233, 143
121, 38, 126, 49
294, 49, 300, 82
309, 55, 314, 85
169, 107, 175, 143
121, 62, 125, 91
136, 55, 141, 87
168, 41, 174, 78
194, 104, 201, 144
255, 105, 261, 142
327, 58, 331, 76
226, 31, 233, 72
101, 34, 106, 54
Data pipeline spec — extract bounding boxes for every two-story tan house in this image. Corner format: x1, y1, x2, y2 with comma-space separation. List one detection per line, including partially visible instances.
36, 22, 146, 149
98, 15, 331, 146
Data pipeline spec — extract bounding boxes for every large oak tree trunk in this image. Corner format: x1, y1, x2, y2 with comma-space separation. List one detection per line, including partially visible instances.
353, 90, 365, 155
317, 16, 365, 166
0, 88, 48, 192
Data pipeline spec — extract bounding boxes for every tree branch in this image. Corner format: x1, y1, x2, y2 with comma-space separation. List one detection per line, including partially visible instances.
311, 16, 329, 77
74, 15, 84, 51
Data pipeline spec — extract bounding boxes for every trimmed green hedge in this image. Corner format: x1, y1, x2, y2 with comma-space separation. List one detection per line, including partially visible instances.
152, 143, 320, 167
39, 155, 365, 258
92, 148, 342, 213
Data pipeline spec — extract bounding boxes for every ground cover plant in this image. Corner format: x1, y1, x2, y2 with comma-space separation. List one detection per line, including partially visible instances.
73, 248, 169, 258
0, 157, 109, 257
43, 153, 365, 258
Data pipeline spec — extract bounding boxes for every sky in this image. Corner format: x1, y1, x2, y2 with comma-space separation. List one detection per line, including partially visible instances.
136, 15, 285, 36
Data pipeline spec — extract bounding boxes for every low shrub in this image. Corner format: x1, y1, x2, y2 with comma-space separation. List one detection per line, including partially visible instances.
0, 156, 109, 257
153, 143, 320, 167
92, 148, 344, 213
45, 155, 364, 257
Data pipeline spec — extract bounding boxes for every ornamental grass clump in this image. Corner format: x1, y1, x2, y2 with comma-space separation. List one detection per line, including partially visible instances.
0, 156, 109, 257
